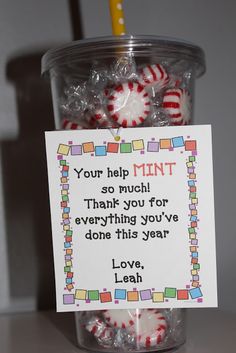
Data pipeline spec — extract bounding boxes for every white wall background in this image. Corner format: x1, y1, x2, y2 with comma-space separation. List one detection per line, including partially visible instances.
0, 0, 235, 313
0, 0, 72, 313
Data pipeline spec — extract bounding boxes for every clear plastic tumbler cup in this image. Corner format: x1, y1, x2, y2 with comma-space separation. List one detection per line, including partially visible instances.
42, 35, 205, 352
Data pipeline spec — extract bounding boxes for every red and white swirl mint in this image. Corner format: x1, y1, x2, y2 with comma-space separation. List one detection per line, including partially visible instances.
138, 64, 169, 91
107, 82, 151, 127
88, 107, 110, 127
86, 316, 113, 338
103, 309, 140, 329
87, 108, 119, 128
62, 119, 85, 130
163, 88, 191, 125
136, 309, 167, 348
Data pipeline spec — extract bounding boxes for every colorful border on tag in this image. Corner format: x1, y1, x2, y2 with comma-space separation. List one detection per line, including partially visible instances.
57, 135, 203, 306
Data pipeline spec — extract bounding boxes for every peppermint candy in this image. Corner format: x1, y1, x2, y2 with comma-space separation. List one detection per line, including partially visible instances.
103, 309, 139, 329
85, 316, 114, 346
162, 88, 191, 125
136, 309, 167, 348
62, 119, 85, 130
87, 107, 119, 128
138, 64, 169, 91
107, 82, 151, 127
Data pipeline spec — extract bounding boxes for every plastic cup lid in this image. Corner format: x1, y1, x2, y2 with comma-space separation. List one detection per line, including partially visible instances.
42, 35, 206, 77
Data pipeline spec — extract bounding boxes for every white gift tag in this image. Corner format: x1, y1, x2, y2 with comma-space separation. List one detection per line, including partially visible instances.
45, 125, 217, 311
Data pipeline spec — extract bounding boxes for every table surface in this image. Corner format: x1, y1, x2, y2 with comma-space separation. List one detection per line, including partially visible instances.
0, 309, 235, 353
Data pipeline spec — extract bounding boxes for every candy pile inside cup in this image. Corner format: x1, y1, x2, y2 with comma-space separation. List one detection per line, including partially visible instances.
78, 308, 183, 350
60, 55, 193, 130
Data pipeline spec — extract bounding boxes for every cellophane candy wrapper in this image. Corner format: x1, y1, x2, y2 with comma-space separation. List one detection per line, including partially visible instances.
59, 55, 193, 131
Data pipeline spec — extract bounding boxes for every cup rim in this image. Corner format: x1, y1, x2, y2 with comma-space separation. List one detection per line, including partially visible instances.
41, 35, 206, 77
